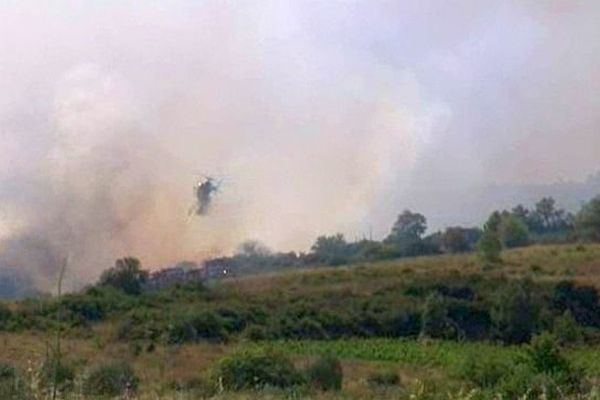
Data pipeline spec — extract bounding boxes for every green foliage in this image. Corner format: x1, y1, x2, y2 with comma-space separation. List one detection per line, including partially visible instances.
304, 354, 343, 391
0, 362, 28, 400
523, 333, 582, 396
552, 281, 600, 327
244, 324, 271, 341
212, 349, 304, 391
440, 227, 481, 253
553, 311, 582, 345
98, 257, 148, 295
385, 210, 428, 257
40, 358, 75, 393
0, 304, 13, 329
491, 280, 541, 344
457, 354, 510, 389
576, 195, 600, 241
0, 362, 16, 380
420, 292, 457, 340
166, 310, 228, 344
116, 311, 161, 342
170, 376, 216, 397
525, 332, 572, 376
499, 214, 529, 248
311, 234, 351, 266
477, 230, 502, 263
83, 360, 139, 397
279, 317, 328, 340
366, 369, 400, 387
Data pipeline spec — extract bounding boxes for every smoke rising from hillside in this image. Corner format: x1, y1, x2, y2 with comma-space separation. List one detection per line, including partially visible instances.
0, 1, 599, 292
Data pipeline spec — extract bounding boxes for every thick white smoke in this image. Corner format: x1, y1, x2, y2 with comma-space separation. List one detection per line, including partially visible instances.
0, 1, 599, 292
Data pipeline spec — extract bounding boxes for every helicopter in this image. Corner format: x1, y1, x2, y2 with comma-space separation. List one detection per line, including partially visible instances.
190, 176, 222, 216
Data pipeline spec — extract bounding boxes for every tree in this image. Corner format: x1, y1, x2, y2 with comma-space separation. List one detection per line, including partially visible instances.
440, 227, 469, 253
499, 215, 529, 248
478, 231, 501, 263
527, 197, 572, 236
478, 212, 502, 263
512, 204, 530, 222
484, 211, 503, 233
440, 227, 481, 253
575, 195, 600, 241
535, 197, 557, 230
98, 257, 148, 295
311, 234, 351, 266
237, 240, 271, 258
385, 210, 427, 256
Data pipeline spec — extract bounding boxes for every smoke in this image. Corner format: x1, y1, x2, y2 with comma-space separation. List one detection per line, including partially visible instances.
0, 1, 599, 292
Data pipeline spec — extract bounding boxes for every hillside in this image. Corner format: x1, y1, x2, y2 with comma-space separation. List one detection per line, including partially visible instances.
2, 244, 600, 398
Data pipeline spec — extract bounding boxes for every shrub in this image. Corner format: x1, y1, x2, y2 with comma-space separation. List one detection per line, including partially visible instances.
166, 310, 227, 344
213, 349, 304, 391
491, 280, 541, 344
40, 358, 75, 393
243, 324, 270, 341
457, 354, 511, 389
524, 333, 582, 395
420, 293, 457, 340
0, 304, 13, 329
366, 370, 400, 387
83, 361, 139, 396
552, 281, 600, 327
553, 311, 582, 345
477, 230, 502, 263
0, 362, 16, 380
283, 317, 328, 340
494, 363, 537, 399
0, 362, 28, 399
304, 355, 343, 391
575, 195, 600, 241
525, 333, 572, 376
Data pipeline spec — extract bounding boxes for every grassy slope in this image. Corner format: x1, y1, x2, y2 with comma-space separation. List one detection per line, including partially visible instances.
228, 243, 600, 294
2, 243, 600, 398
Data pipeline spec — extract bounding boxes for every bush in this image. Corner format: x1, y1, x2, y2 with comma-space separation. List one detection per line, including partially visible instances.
0, 362, 28, 399
40, 358, 75, 393
523, 333, 582, 396
491, 280, 541, 344
0, 362, 16, 380
366, 370, 400, 387
553, 311, 582, 345
213, 349, 304, 391
525, 333, 572, 376
282, 317, 328, 340
83, 361, 139, 396
304, 355, 343, 391
420, 293, 457, 340
552, 281, 600, 327
494, 363, 537, 399
457, 355, 510, 389
243, 324, 270, 341
477, 230, 502, 263
0, 304, 13, 329
166, 310, 227, 344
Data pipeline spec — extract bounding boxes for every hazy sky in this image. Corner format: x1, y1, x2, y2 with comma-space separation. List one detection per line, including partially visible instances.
0, 1, 599, 286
